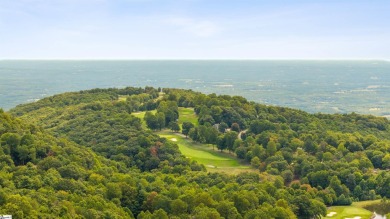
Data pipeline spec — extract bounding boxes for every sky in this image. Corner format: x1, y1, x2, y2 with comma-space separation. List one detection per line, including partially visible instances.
1, 0, 389, 59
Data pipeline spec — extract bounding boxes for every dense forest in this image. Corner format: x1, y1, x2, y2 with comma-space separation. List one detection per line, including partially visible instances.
1, 86, 390, 218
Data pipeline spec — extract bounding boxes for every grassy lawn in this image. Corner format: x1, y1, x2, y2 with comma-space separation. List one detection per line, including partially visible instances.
157, 130, 254, 174
178, 107, 198, 126
322, 206, 372, 219
132, 110, 157, 129
117, 95, 128, 101
132, 107, 197, 130
322, 200, 380, 219
132, 110, 157, 120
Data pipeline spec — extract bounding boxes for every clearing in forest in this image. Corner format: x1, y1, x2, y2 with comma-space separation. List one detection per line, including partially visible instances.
158, 130, 254, 174
177, 107, 199, 126
132, 107, 197, 129
134, 107, 254, 174
322, 200, 379, 219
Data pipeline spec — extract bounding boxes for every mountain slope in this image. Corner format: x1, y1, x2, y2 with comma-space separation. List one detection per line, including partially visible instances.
6, 86, 390, 218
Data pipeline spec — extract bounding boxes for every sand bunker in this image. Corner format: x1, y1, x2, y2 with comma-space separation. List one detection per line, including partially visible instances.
345, 217, 361, 219
170, 138, 177, 142
206, 165, 216, 168
326, 212, 337, 217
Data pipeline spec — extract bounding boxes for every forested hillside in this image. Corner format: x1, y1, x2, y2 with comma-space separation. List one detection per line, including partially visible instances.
4, 86, 390, 218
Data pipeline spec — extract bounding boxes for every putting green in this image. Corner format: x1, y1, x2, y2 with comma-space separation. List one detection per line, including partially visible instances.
322, 201, 378, 219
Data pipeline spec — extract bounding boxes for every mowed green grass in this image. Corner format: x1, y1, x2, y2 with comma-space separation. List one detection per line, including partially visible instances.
158, 130, 254, 173
322, 201, 378, 219
132, 110, 157, 129
132, 110, 157, 119
117, 95, 128, 102
178, 107, 198, 126
131, 107, 197, 130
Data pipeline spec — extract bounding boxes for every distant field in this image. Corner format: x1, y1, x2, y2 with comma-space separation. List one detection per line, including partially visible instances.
158, 130, 253, 174
3, 60, 390, 116
322, 200, 380, 219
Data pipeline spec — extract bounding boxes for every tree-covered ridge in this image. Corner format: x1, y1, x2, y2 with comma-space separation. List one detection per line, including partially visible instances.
0, 109, 133, 217
161, 88, 390, 204
11, 87, 160, 116
7, 86, 390, 218
1, 109, 328, 219
11, 88, 198, 173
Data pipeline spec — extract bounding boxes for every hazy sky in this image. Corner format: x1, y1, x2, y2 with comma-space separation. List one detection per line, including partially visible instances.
1, 0, 389, 59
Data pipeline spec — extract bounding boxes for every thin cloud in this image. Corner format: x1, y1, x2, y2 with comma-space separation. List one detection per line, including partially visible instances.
1, 0, 389, 59
167, 17, 221, 37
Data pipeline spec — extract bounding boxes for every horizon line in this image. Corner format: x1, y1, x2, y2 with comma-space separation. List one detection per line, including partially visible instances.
1, 58, 389, 61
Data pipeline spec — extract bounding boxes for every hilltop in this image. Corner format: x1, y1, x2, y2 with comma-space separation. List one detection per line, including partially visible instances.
2, 86, 390, 218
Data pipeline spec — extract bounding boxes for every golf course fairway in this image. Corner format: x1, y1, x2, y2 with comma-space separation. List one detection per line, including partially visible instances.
158, 130, 253, 174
